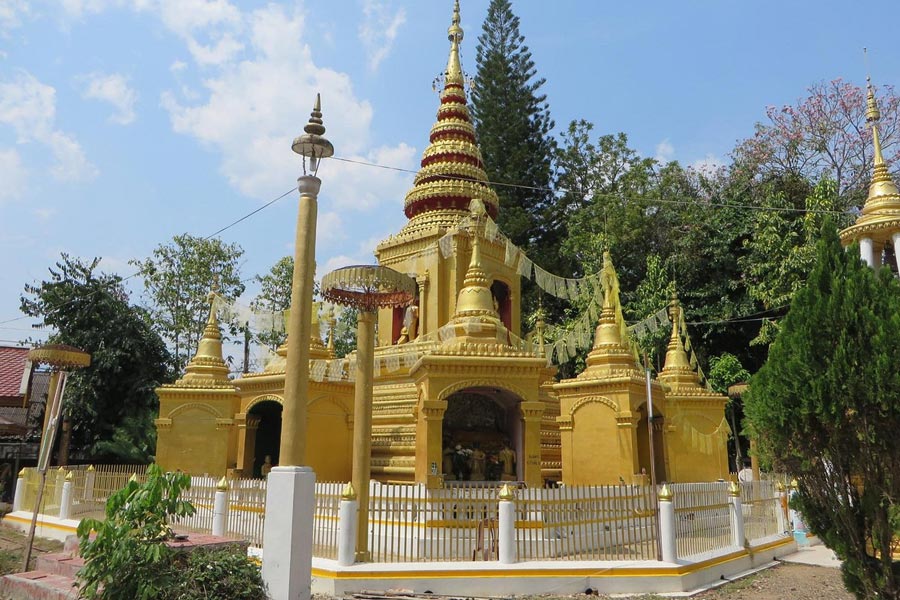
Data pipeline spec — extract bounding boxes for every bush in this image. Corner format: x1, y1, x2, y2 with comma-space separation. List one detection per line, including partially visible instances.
76, 464, 266, 599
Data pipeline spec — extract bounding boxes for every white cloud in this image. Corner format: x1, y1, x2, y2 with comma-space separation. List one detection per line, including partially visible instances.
0, 1, 29, 31
359, 0, 406, 72
170, 59, 188, 73
186, 31, 243, 65
81, 72, 137, 124
0, 148, 26, 202
0, 70, 97, 182
655, 138, 674, 164
690, 153, 724, 174
59, 0, 123, 19
161, 2, 411, 208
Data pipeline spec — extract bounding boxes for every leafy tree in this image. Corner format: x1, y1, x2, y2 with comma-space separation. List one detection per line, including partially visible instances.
332, 306, 358, 358
745, 224, 900, 599
625, 254, 674, 368
251, 256, 293, 352
471, 0, 556, 252
741, 178, 850, 345
131, 234, 244, 371
733, 78, 900, 200
20, 255, 172, 462
707, 353, 750, 395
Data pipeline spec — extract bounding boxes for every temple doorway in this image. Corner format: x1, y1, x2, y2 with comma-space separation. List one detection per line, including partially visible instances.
636, 403, 666, 483
442, 386, 522, 482
249, 400, 282, 478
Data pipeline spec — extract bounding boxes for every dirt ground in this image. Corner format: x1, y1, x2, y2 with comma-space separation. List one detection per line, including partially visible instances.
686, 562, 853, 600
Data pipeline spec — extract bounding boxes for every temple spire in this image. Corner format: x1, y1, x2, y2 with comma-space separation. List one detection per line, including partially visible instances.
401, 1, 499, 222
453, 202, 498, 318
174, 287, 232, 387
658, 293, 700, 386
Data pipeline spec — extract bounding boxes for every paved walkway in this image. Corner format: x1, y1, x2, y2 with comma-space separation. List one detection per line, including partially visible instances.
780, 538, 842, 569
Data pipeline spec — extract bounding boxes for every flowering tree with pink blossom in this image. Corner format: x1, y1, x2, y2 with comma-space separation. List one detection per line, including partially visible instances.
734, 79, 900, 200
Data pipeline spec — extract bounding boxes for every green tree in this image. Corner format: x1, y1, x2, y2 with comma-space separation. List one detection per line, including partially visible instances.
20, 255, 172, 462
131, 234, 244, 371
745, 224, 900, 599
625, 253, 674, 368
251, 256, 293, 352
332, 307, 358, 359
471, 0, 556, 251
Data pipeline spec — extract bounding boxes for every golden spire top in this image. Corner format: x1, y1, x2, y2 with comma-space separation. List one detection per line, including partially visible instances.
452, 211, 498, 319
659, 292, 699, 386
169, 286, 234, 388
582, 252, 639, 374
401, 1, 499, 222
445, 0, 464, 88
860, 74, 900, 215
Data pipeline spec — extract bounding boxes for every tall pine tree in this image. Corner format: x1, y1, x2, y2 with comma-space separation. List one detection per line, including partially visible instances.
745, 224, 900, 599
471, 0, 556, 255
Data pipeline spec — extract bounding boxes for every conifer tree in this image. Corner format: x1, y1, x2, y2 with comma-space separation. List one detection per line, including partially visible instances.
745, 223, 900, 599
471, 0, 556, 255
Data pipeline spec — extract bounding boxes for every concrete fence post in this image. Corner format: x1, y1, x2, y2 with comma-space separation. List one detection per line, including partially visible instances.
498, 484, 516, 565
728, 481, 746, 548
13, 469, 26, 513
337, 482, 359, 566
212, 477, 229, 537
657, 484, 677, 563
59, 471, 73, 520
84, 465, 96, 501
53, 467, 65, 508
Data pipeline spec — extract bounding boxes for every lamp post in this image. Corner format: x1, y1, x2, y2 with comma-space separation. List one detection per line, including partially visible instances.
22, 344, 90, 571
321, 265, 415, 561
261, 94, 333, 600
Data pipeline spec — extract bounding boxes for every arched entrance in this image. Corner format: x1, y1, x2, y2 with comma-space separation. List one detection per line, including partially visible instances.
636, 403, 666, 483
442, 386, 522, 482
249, 400, 282, 477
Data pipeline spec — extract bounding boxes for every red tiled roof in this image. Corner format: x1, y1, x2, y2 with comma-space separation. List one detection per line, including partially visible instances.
0, 346, 29, 402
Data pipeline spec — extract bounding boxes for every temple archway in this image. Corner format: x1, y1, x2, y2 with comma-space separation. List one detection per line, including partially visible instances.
248, 399, 282, 477
442, 386, 522, 482
636, 403, 667, 483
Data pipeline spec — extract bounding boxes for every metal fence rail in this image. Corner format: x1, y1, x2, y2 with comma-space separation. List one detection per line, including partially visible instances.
741, 481, 781, 542
313, 481, 343, 559
671, 482, 733, 558
228, 477, 267, 548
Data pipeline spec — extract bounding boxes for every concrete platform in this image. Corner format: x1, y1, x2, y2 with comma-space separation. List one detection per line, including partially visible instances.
780, 539, 842, 569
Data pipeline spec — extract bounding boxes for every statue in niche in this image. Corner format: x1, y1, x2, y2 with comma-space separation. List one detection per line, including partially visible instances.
396, 305, 418, 344
261, 455, 274, 477
442, 443, 455, 480
498, 442, 516, 481
469, 443, 486, 481
451, 444, 471, 481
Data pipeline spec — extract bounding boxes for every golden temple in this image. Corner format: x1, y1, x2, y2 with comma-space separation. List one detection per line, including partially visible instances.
154, 1, 731, 487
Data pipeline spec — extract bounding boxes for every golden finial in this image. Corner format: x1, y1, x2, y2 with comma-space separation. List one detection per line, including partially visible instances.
216, 476, 228, 491
292, 93, 334, 175
790, 478, 799, 490
657, 483, 673, 502
57, 466, 65, 473
498, 483, 515, 501
728, 480, 741, 497
776, 481, 785, 492
86, 464, 94, 472
65, 470, 73, 482
444, 0, 464, 88
341, 481, 357, 500
18, 468, 26, 478
129, 473, 138, 483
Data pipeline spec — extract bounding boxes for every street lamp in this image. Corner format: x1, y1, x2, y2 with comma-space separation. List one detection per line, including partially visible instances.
320, 265, 415, 561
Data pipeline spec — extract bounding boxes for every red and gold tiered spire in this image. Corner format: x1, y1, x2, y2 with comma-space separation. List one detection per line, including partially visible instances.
403, 0, 499, 220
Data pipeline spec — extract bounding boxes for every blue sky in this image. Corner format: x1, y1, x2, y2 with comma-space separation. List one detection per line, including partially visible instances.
1, 0, 898, 347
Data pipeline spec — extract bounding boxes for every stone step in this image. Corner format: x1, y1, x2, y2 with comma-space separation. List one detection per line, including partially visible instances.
0, 571, 79, 600
34, 553, 85, 579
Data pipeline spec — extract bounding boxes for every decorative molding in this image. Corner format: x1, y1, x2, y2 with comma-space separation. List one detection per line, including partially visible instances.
166, 402, 223, 420
246, 394, 284, 412
437, 378, 529, 402
569, 395, 618, 416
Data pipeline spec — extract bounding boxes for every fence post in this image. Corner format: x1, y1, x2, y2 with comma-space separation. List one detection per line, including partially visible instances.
776, 482, 788, 533
84, 465, 96, 501
53, 467, 65, 508
13, 469, 26, 512
338, 482, 358, 566
728, 481, 746, 548
498, 484, 516, 564
212, 477, 229, 537
59, 471, 74, 520
657, 484, 677, 562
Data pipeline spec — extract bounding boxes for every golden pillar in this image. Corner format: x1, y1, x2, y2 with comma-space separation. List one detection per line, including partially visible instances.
521, 401, 545, 488
351, 310, 376, 560
280, 95, 334, 467
419, 399, 447, 489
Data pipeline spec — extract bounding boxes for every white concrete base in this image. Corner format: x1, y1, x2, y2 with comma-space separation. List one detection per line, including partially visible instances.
1, 510, 80, 542
310, 535, 797, 597
262, 466, 316, 600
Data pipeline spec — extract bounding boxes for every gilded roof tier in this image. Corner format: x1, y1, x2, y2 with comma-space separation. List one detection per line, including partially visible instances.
403, 0, 499, 220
